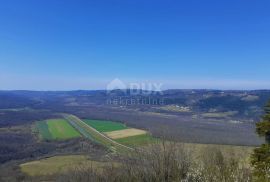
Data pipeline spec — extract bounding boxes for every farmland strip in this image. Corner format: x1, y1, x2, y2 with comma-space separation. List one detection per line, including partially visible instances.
63, 114, 134, 152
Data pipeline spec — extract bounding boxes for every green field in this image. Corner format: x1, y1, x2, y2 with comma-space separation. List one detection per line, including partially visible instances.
83, 119, 128, 132
36, 119, 81, 140
47, 119, 81, 139
36, 121, 53, 140
115, 134, 157, 147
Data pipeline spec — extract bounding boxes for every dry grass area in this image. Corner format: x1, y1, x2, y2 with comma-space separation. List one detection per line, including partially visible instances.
179, 142, 254, 167
141, 141, 254, 167
56, 141, 255, 182
20, 155, 111, 177
104, 128, 147, 139
19, 143, 255, 180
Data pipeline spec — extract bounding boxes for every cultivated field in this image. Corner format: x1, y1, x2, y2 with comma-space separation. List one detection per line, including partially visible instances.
35, 115, 157, 152
105, 128, 147, 139
115, 134, 157, 146
83, 118, 155, 146
83, 119, 128, 132
36, 119, 81, 140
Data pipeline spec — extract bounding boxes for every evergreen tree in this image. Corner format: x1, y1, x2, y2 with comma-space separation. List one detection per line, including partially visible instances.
251, 101, 270, 181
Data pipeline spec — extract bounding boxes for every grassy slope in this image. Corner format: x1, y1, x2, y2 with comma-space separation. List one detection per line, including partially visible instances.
83, 119, 128, 132
20, 155, 113, 176
20, 144, 254, 177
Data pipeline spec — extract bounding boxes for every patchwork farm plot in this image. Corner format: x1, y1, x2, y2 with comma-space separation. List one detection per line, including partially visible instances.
83, 119, 156, 147
36, 119, 81, 140
35, 115, 156, 151
64, 115, 133, 152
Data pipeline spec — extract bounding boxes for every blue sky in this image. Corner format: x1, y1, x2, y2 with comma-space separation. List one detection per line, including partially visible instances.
0, 0, 270, 90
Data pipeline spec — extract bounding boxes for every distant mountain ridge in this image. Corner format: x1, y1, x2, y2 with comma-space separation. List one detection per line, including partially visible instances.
1, 89, 269, 120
